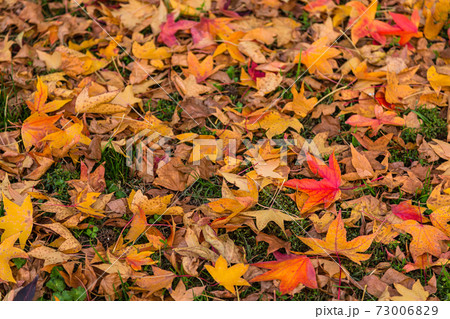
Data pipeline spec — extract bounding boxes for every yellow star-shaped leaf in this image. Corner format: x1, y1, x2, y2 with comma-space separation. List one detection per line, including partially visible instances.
391, 280, 429, 301
213, 31, 246, 63
0, 194, 33, 249
0, 233, 28, 283
205, 255, 250, 294
283, 82, 318, 118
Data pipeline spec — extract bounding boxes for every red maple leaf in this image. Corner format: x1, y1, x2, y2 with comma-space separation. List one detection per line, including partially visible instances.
284, 152, 341, 213
158, 14, 197, 47
378, 9, 423, 47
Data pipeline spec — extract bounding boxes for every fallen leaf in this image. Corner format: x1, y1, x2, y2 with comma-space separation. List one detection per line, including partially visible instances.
298, 212, 376, 264
391, 280, 429, 301
395, 220, 449, 260
0, 233, 28, 283
0, 194, 33, 249
284, 152, 341, 213
250, 253, 317, 294
205, 255, 250, 294
241, 208, 300, 235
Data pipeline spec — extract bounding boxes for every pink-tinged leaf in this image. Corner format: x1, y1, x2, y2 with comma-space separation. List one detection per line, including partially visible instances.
247, 61, 265, 81
304, 0, 333, 13
191, 17, 233, 49
345, 115, 380, 128
158, 14, 197, 47
390, 12, 418, 33
391, 201, 428, 223
345, 105, 404, 136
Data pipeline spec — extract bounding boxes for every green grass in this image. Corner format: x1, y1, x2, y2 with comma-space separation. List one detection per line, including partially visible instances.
389, 106, 446, 165
41, 163, 80, 202
42, 266, 87, 301
101, 145, 129, 183
436, 267, 450, 301
0, 73, 29, 131
228, 227, 271, 263
148, 94, 181, 122
183, 176, 222, 205
399, 107, 447, 145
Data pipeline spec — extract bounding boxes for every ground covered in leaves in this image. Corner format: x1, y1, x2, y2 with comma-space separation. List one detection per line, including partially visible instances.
1, 0, 450, 301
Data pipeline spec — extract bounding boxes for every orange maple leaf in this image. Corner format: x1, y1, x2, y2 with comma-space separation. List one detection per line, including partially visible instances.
298, 212, 376, 264
295, 37, 341, 75
26, 77, 70, 114
250, 252, 317, 294
284, 152, 341, 213
396, 220, 449, 260
41, 118, 91, 159
346, 0, 392, 45
282, 82, 318, 118
21, 113, 62, 151
125, 250, 156, 271
345, 104, 405, 136
185, 52, 219, 83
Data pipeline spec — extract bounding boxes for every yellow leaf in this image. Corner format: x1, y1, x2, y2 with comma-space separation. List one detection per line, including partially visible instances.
282, 82, 317, 118
169, 0, 200, 16
424, 0, 449, 41
0, 233, 28, 283
74, 189, 104, 217
205, 255, 250, 294
75, 87, 128, 114
126, 191, 182, 242
391, 280, 429, 301
242, 110, 303, 140
132, 40, 171, 60
0, 194, 33, 249
427, 66, 450, 94
68, 38, 103, 51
